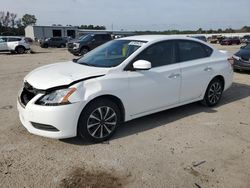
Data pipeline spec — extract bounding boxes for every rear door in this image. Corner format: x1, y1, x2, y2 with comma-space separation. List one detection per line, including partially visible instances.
177, 40, 214, 102
91, 34, 109, 49
7, 37, 22, 50
49, 38, 57, 47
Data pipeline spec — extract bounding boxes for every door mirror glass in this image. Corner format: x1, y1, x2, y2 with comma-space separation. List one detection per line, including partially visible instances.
133, 60, 152, 70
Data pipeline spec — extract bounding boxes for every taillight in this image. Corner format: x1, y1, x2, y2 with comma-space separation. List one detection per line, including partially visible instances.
227, 57, 234, 65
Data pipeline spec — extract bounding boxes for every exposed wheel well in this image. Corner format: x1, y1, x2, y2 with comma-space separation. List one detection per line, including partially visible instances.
211, 75, 225, 91
81, 46, 90, 51
82, 95, 125, 122
15, 45, 25, 51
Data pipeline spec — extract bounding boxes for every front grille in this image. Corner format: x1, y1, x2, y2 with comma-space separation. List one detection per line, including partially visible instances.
31, 122, 59, 132
20, 82, 37, 106
67, 43, 74, 48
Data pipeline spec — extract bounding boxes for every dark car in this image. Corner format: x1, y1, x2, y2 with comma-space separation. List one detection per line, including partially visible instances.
40, 37, 67, 48
209, 35, 225, 44
67, 33, 112, 56
241, 35, 250, 44
233, 44, 250, 71
191, 35, 207, 42
220, 37, 241, 45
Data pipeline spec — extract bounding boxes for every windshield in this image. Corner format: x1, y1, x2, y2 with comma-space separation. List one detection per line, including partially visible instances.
242, 44, 250, 50
76, 40, 146, 68
78, 34, 93, 41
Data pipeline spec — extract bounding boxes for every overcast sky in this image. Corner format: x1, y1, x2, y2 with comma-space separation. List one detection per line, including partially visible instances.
1, 0, 250, 31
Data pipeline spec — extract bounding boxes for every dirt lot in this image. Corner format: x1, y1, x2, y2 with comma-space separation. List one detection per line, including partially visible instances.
0, 44, 249, 188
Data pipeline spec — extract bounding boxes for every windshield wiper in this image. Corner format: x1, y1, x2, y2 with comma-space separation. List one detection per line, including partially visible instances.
72, 58, 80, 63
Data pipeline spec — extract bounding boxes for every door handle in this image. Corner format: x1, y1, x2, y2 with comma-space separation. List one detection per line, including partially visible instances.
168, 73, 180, 79
204, 67, 212, 72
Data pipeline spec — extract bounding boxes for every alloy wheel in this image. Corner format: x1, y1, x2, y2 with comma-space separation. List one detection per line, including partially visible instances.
87, 106, 117, 139
208, 82, 222, 104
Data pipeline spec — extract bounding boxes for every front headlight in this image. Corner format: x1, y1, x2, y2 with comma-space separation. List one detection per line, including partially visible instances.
36, 88, 76, 106
73, 43, 80, 48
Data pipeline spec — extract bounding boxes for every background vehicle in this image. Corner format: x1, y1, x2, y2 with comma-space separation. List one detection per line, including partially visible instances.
233, 44, 250, 71
241, 35, 250, 44
191, 35, 207, 42
209, 35, 225, 44
17, 35, 233, 142
0, 36, 30, 54
67, 33, 112, 56
40, 37, 67, 48
220, 37, 241, 45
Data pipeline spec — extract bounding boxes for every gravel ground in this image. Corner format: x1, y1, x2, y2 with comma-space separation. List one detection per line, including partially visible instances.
0, 44, 249, 188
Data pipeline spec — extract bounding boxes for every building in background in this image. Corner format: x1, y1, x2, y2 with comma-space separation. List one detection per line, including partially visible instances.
25, 25, 136, 40
25, 25, 78, 40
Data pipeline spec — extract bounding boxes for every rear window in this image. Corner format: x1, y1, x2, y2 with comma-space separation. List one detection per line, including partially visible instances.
177, 40, 213, 62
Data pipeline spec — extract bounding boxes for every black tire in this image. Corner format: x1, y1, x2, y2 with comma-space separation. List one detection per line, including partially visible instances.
77, 98, 121, 142
16, 46, 25, 54
80, 47, 89, 55
59, 44, 65, 48
43, 44, 48, 48
202, 78, 223, 107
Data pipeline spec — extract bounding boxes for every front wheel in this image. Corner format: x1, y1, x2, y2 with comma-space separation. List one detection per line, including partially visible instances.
59, 44, 65, 48
202, 78, 223, 107
77, 99, 121, 142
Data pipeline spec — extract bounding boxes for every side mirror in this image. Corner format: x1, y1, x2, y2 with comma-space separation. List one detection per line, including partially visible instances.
240, 46, 245, 49
133, 60, 152, 70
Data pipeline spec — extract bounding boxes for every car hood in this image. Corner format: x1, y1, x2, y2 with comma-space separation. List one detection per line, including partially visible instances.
235, 49, 250, 59
68, 39, 81, 43
24, 61, 109, 90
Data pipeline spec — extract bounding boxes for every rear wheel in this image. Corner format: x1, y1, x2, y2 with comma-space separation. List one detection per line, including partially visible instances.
77, 99, 121, 142
202, 78, 223, 107
16, 46, 25, 54
59, 44, 65, 48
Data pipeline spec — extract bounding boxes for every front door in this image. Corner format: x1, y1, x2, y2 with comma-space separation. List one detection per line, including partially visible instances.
126, 40, 181, 116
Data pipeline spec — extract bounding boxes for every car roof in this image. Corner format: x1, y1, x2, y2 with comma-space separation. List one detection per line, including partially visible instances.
0, 36, 22, 38
118, 35, 203, 43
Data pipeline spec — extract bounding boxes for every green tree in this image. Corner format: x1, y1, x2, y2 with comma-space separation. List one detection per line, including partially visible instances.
22, 14, 37, 27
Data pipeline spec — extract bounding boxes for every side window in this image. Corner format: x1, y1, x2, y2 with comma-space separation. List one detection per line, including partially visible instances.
8, 38, 21, 42
102, 35, 111, 40
177, 40, 211, 62
94, 35, 103, 41
135, 41, 176, 68
0, 38, 7, 43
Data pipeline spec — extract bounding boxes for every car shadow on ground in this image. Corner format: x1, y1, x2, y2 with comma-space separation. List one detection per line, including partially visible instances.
61, 81, 250, 145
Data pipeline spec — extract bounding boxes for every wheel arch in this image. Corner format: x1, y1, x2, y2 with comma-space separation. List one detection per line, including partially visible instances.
211, 75, 225, 91
80, 94, 125, 122
80, 46, 90, 51
15, 45, 25, 51
202, 75, 225, 99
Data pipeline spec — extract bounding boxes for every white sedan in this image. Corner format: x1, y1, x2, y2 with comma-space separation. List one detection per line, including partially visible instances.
17, 35, 233, 142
